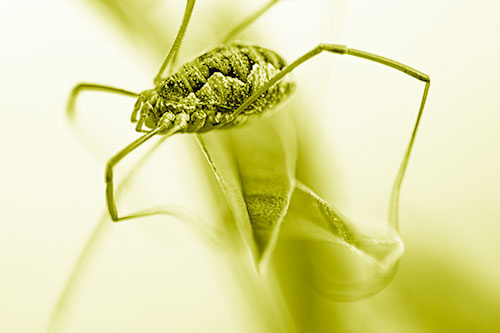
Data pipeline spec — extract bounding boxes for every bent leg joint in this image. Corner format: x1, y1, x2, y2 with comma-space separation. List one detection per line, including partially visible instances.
319, 43, 348, 54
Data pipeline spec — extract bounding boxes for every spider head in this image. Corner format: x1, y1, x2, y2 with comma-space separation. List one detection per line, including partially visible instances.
131, 89, 161, 132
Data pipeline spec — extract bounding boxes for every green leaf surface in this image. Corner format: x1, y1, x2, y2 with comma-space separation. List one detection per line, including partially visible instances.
280, 180, 404, 301
197, 109, 297, 269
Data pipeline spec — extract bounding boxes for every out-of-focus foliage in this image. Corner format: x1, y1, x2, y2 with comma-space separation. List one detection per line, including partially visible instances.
47, 0, 500, 332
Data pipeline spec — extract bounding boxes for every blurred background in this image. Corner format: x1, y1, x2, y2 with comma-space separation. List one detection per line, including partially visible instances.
1, 0, 499, 332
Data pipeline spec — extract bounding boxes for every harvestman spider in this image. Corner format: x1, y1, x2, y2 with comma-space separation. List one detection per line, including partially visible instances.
67, 0, 430, 223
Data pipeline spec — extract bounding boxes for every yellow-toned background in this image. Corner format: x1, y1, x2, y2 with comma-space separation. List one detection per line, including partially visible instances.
1, 0, 499, 332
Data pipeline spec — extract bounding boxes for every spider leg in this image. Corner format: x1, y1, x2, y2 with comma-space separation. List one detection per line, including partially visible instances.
233, 43, 430, 228
67, 82, 139, 121
105, 115, 188, 222
66, 82, 140, 156
105, 126, 168, 221
48, 130, 222, 333
222, 0, 281, 43
234, 44, 429, 118
154, 0, 196, 85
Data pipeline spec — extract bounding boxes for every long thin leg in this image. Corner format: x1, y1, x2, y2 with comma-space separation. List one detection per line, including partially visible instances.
154, 0, 196, 85
222, 0, 280, 43
105, 114, 189, 221
388, 79, 430, 229
66, 83, 140, 158
67, 82, 139, 121
105, 126, 165, 221
232, 43, 430, 228
234, 44, 429, 118
48, 132, 221, 333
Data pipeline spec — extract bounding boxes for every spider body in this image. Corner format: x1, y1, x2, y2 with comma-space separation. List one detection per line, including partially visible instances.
133, 42, 295, 134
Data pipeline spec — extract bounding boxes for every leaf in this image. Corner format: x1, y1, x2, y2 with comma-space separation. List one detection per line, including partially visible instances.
197, 109, 297, 270
278, 180, 404, 301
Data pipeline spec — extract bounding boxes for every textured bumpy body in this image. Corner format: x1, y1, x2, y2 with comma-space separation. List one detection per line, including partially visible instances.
143, 42, 295, 133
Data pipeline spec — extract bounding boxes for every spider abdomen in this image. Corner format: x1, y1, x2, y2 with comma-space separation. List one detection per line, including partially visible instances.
156, 42, 295, 132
